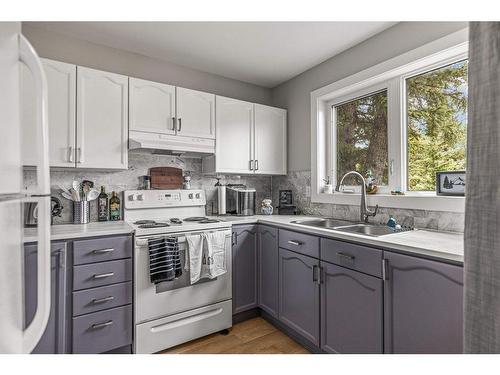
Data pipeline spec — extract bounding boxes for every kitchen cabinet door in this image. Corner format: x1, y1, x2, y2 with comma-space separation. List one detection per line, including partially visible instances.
24, 242, 68, 354
76, 67, 128, 169
257, 225, 278, 317
21, 58, 76, 167
232, 225, 258, 314
176, 87, 215, 139
278, 248, 320, 346
384, 252, 463, 354
254, 104, 287, 175
321, 261, 383, 353
129, 77, 176, 135
213, 96, 254, 174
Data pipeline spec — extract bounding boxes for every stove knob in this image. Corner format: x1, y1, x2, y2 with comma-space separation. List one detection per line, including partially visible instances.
195, 193, 201, 199
188, 193, 194, 199
137, 194, 144, 201
128, 194, 137, 201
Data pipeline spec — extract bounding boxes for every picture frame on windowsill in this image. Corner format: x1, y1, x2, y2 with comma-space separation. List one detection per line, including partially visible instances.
436, 171, 466, 196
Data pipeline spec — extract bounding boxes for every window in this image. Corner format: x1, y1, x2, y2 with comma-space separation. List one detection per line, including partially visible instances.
406, 60, 468, 191
311, 38, 468, 212
335, 90, 388, 185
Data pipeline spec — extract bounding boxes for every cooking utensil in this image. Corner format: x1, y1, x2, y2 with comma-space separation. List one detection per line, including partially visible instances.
61, 192, 74, 201
86, 189, 100, 201
58, 185, 72, 196
70, 188, 80, 201
72, 181, 81, 201
82, 180, 94, 201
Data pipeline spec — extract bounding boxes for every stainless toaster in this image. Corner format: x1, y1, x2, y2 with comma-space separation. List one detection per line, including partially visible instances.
226, 186, 256, 216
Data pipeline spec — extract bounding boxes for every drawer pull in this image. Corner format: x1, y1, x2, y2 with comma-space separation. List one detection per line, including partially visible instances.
287, 240, 303, 246
93, 272, 115, 279
91, 320, 114, 329
92, 248, 115, 254
338, 252, 355, 261
91, 296, 115, 304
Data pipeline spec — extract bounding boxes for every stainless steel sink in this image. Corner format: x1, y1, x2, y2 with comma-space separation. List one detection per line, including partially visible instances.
291, 218, 409, 237
290, 218, 356, 229
333, 224, 401, 237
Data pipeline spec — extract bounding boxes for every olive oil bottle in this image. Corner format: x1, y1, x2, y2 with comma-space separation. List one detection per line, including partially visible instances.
109, 191, 121, 221
97, 186, 108, 221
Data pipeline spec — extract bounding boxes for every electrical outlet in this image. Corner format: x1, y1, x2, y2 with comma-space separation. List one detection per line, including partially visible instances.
306, 186, 311, 197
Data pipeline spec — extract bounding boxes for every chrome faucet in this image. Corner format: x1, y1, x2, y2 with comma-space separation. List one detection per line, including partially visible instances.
337, 171, 378, 223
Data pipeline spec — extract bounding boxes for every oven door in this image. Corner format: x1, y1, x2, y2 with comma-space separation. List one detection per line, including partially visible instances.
134, 228, 232, 324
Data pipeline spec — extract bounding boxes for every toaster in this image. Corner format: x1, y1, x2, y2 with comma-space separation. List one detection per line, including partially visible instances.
226, 186, 256, 216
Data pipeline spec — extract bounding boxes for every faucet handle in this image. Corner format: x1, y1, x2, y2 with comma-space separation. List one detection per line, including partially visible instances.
372, 204, 379, 216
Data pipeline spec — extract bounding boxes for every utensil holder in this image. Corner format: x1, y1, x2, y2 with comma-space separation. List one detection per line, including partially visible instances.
73, 201, 90, 224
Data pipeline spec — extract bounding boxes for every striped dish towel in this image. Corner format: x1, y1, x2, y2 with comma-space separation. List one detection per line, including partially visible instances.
148, 236, 182, 284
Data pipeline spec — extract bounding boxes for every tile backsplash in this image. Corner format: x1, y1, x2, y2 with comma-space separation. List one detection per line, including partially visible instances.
23, 152, 272, 224
24, 155, 464, 232
271, 170, 464, 233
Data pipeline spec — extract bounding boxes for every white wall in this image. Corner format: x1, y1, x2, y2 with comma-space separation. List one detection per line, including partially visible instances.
271, 21, 469, 172
22, 23, 272, 105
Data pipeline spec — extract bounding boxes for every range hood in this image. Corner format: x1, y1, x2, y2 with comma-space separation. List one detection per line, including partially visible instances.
129, 131, 215, 156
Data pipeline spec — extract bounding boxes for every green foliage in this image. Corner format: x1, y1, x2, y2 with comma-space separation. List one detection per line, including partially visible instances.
407, 60, 468, 191
336, 91, 388, 185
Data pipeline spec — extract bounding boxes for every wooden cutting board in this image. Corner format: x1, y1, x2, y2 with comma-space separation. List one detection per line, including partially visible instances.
149, 167, 183, 189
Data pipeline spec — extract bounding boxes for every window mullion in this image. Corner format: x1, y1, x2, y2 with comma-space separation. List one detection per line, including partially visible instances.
387, 78, 403, 192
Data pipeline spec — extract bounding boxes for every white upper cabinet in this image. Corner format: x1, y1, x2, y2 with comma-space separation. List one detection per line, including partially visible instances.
129, 77, 176, 135
176, 87, 215, 139
76, 67, 128, 169
254, 104, 287, 175
213, 96, 254, 174
21, 58, 76, 167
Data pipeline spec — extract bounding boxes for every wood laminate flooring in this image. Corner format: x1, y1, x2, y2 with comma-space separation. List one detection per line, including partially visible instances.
160, 317, 310, 354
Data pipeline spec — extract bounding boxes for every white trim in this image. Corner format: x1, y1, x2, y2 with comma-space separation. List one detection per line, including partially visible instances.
310, 28, 469, 212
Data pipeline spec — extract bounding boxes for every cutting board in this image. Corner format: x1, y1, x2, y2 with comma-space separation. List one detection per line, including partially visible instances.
149, 167, 183, 189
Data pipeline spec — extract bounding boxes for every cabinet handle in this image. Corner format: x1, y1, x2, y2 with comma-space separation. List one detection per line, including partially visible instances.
178, 118, 182, 132
249, 160, 254, 171
312, 265, 321, 284
232, 232, 237, 246
382, 259, 388, 280
91, 320, 114, 329
68, 146, 74, 162
91, 296, 115, 304
255, 160, 259, 171
92, 248, 115, 254
287, 240, 303, 246
93, 272, 115, 279
172, 117, 176, 131
76, 147, 83, 163
337, 252, 355, 261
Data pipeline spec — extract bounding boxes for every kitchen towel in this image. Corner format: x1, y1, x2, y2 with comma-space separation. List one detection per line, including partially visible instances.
203, 231, 227, 279
465, 22, 500, 353
186, 233, 204, 284
148, 236, 181, 284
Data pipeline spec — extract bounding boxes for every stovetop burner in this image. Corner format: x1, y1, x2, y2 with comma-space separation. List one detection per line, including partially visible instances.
137, 222, 170, 229
134, 220, 156, 225
183, 216, 209, 222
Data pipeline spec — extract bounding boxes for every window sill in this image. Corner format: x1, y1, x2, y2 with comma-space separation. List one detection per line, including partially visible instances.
311, 191, 465, 213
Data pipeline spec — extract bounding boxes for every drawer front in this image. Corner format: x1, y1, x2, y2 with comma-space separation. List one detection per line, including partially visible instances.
135, 300, 232, 354
279, 229, 320, 258
73, 235, 132, 265
73, 259, 132, 291
72, 282, 132, 316
72, 305, 132, 354
320, 238, 382, 277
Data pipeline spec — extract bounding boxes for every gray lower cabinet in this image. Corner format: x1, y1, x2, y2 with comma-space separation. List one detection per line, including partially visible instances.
278, 247, 320, 346
24, 242, 69, 354
257, 225, 278, 317
320, 261, 383, 353
232, 225, 258, 314
384, 251, 464, 353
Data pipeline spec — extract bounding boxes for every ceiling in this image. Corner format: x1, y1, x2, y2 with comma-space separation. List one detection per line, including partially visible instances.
26, 22, 397, 88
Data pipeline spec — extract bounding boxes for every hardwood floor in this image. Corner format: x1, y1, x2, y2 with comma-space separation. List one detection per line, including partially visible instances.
160, 317, 310, 354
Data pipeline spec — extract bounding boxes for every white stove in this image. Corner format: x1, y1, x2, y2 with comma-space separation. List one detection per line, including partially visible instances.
124, 189, 233, 354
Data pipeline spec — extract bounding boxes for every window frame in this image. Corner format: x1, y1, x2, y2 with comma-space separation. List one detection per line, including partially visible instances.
310, 29, 468, 213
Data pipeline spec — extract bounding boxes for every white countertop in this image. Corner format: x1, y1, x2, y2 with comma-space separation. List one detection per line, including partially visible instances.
214, 215, 464, 264
24, 215, 464, 264
24, 221, 134, 243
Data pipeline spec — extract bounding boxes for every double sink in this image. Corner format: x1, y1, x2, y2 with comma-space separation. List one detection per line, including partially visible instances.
290, 218, 410, 237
